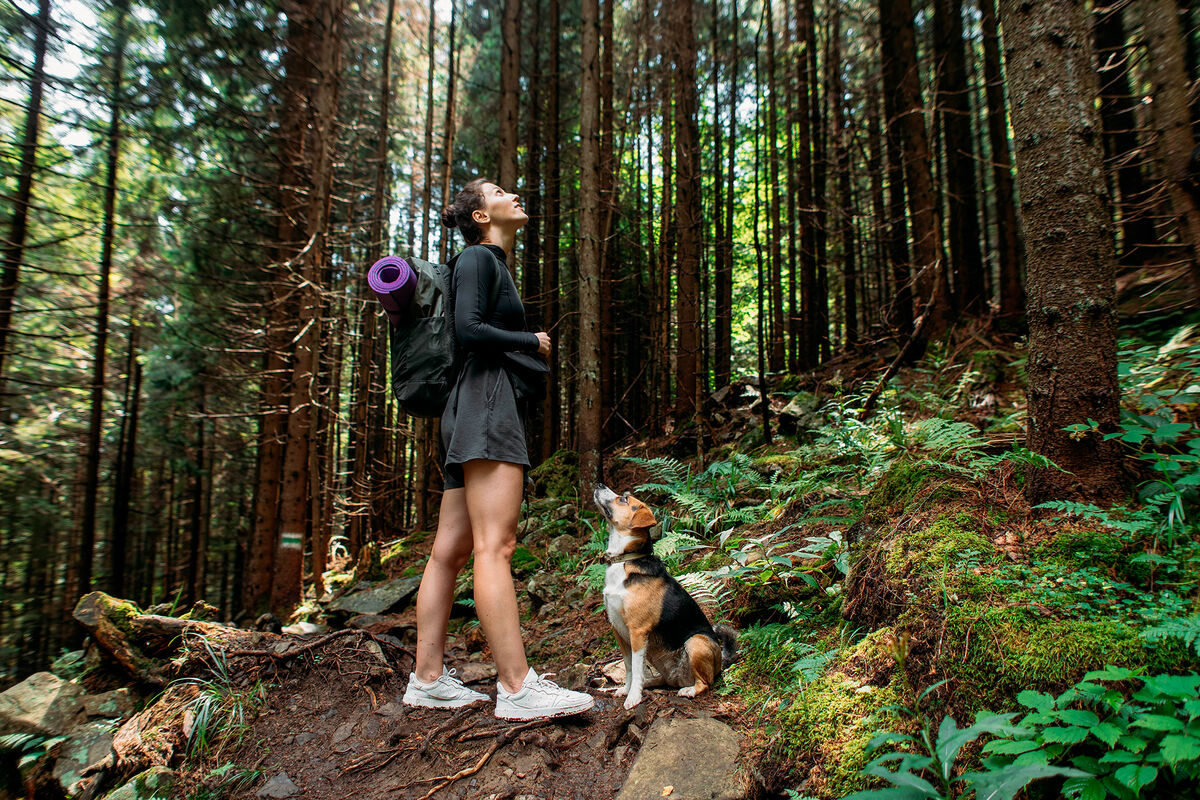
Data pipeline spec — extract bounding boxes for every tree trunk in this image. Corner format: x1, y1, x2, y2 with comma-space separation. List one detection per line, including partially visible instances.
1092, 4, 1159, 264
109, 325, 140, 598
522, 0, 545, 459
349, 0, 396, 557
187, 377, 206, 604
1141, 0, 1200, 287
438, 5, 459, 264
831, 8, 857, 346
578, 0, 602, 491
879, 0, 949, 344
499, 0, 521, 275
753, 30, 773, 443
271, 0, 343, 613
0, 0, 51, 402
716, 0, 738, 389
79, 0, 129, 601
999, 0, 1124, 501
673, 0, 702, 418
541, 0, 562, 458
933, 0, 985, 314
979, 0, 1024, 318
794, 0, 817, 368
765, 1, 785, 372
421, 0, 436, 262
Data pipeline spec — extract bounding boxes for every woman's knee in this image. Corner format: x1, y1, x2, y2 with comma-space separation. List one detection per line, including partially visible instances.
473, 532, 516, 563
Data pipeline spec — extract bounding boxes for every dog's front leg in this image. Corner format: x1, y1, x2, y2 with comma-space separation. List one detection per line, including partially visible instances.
624, 629, 649, 709
614, 635, 633, 698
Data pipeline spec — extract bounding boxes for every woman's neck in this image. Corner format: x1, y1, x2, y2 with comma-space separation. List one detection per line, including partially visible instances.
478, 228, 515, 254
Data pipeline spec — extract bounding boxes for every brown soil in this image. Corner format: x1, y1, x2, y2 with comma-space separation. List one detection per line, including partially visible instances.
175, 607, 745, 800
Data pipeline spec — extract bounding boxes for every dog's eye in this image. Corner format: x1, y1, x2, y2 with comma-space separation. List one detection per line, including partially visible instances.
618, 496, 628, 504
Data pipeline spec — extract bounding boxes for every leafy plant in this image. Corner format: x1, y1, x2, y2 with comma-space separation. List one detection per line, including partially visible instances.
980, 666, 1200, 799
174, 638, 268, 757
843, 682, 1085, 800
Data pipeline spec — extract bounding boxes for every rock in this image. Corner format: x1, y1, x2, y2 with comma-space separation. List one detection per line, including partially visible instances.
374, 701, 405, 718
616, 718, 745, 800
52, 718, 117, 794
331, 721, 356, 745
328, 576, 422, 616
555, 662, 591, 690
456, 662, 497, 684
525, 573, 562, 608
547, 533, 579, 556
81, 688, 135, 719
294, 732, 317, 746
281, 621, 328, 635
104, 766, 178, 800
257, 771, 300, 798
602, 659, 660, 687
552, 504, 575, 521
0, 671, 85, 736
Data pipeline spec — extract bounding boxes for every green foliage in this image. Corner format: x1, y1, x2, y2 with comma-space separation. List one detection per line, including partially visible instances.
1142, 617, 1200, 657
186, 762, 263, 800
0, 731, 66, 772
979, 667, 1200, 799
843, 682, 1086, 800
173, 639, 267, 758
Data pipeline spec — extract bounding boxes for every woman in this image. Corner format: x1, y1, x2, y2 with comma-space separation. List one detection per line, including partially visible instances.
402, 179, 594, 721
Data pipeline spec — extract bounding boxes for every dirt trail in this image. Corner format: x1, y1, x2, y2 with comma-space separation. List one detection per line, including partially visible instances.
179, 619, 742, 800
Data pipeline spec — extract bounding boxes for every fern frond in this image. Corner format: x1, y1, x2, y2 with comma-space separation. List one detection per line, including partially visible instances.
676, 571, 732, 610
1142, 616, 1200, 656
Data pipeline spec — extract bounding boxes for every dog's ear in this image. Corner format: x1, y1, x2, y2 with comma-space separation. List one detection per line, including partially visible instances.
631, 504, 657, 529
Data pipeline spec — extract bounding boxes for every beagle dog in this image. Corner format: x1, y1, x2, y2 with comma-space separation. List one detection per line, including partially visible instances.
593, 485, 738, 709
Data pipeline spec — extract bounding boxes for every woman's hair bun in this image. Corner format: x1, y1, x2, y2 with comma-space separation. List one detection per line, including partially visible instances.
440, 178, 490, 246
441, 209, 458, 229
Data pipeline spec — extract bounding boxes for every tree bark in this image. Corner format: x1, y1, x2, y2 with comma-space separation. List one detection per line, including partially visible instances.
765, 1, 785, 372
1141, 0, 1200, 287
499, 0, 521, 275
999, 0, 1124, 501
979, 0, 1024, 318
933, 0, 985, 315
579, 0, 602, 490
830, 8, 857, 346
673, 0, 702, 418
879, 0, 949, 344
0, 0, 51, 403
271, 0, 343, 613
1092, 3, 1159, 264
794, 0, 817, 367
541, 0, 562, 458
421, 0, 436, 262
80, 0, 130, 601
109, 325, 140, 598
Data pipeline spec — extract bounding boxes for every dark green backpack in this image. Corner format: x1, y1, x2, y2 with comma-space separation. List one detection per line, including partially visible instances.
386, 254, 500, 418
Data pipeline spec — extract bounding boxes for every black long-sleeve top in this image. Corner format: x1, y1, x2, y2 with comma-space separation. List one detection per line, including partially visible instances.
452, 244, 540, 355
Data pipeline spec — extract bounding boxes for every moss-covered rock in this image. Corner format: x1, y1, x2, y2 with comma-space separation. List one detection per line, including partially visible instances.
1032, 523, 1125, 569
529, 449, 579, 500
884, 514, 995, 581
864, 459, 939, 516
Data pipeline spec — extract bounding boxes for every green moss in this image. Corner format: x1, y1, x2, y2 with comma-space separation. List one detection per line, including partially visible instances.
942, 602, 1175, 712
885, 514, 995, 581
865, 459, 938, 515
106, 597, 142, 638
753, 452, 807, 477
1033, 524, 1125, 568
773, 668, 904, 797
529, 449, 579, 500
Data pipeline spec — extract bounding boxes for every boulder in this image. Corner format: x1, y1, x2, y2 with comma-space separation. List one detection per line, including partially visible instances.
326, 575, 421, 616
81, 688, 136, 719
104, 766, 178, 800
52, 718, 117, 795
0, 671, 85, 736
616, 717, 745, 800
547, 533, 579, 557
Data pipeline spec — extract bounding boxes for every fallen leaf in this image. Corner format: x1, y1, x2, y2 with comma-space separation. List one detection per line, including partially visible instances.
662, 787, 674, 797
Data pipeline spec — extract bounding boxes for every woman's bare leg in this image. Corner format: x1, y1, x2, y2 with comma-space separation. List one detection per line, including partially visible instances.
463, 459, 529, 693
413, 487, 474, 682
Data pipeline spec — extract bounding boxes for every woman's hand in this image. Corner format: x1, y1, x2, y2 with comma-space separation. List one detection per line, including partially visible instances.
534, 331, 551, 357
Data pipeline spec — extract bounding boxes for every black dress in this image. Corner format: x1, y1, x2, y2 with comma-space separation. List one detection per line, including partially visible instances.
440, 244, 541, 490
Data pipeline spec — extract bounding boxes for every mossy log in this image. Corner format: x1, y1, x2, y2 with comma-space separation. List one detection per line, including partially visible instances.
72, 592, 272, 684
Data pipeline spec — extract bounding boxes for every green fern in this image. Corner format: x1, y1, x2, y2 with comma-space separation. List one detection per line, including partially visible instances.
676, 571, 732, 611
1142, 615, 1200, 655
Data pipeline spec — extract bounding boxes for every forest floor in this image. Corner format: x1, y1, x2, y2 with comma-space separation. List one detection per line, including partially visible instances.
173, 529, 746, 800
39, 308, 1200, 800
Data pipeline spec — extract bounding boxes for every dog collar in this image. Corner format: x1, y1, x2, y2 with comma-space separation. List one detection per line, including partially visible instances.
608, 552, 648, 564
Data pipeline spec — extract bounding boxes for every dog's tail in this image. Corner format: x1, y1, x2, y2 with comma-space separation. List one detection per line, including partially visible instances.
714, 624, 739, 667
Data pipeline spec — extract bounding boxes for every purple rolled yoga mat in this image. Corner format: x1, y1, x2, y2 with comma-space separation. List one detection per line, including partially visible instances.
368, 256, 416, 325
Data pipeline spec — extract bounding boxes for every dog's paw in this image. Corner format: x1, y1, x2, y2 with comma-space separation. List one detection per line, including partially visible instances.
623, 694, 643, 710
677, 686, 697, 697
613, 686, 629, 698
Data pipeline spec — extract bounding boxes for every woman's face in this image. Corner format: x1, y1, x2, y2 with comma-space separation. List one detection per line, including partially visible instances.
473, 183, 528, 231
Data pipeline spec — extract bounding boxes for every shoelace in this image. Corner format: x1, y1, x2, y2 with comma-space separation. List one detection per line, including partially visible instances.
529, 672, 565, 694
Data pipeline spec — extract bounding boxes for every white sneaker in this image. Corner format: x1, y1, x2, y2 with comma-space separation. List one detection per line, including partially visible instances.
495, 668, 595, 720
402, 666, 489, 709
